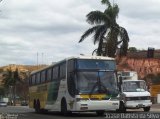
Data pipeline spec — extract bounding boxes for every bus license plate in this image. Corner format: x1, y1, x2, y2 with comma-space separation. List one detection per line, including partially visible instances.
138, 104, 143, 107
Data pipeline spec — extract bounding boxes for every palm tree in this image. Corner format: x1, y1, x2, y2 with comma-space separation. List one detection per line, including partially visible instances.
79, 0, 129, 57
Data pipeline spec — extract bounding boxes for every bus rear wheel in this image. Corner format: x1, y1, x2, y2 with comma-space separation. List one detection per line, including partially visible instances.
96, 111, 105, 116
35, 99, 41, 113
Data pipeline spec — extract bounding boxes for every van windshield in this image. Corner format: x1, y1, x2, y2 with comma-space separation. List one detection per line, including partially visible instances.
122, 81, 147, 92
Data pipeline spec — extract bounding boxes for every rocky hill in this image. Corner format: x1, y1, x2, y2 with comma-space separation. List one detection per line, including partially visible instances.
117, 57, 160, 79
0, 64, 47, 86
1, 58, 160, 97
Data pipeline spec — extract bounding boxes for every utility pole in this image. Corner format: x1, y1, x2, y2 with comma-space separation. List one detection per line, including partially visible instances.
42, 52, 44, 65
37, 52, 39, 69
112, 0, 114, 6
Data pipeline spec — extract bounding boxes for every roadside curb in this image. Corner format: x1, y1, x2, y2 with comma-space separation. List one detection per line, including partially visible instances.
151, 103, 160, 109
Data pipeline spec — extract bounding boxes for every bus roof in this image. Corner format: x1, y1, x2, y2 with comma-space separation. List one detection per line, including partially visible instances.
123, 80, 145, 82
67, 56, 115, 60
31, 56, 115, 75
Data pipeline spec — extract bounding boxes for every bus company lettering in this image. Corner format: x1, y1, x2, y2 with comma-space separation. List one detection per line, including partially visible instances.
37, 85, 47, 92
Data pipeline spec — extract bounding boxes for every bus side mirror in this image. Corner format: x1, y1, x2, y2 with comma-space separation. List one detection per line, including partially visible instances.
119, 76, 122, 92
119, 76, 122, 85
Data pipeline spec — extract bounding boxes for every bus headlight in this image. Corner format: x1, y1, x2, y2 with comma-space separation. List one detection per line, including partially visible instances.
76, 98, 89, 102
125, 97, 131, 101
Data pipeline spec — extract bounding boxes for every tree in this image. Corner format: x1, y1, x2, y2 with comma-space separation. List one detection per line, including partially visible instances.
128, 47, 137, 52
79, 0, 129, 57
0, 87, 5, 97
2, 68, 20, 105
3, 68, 14, 89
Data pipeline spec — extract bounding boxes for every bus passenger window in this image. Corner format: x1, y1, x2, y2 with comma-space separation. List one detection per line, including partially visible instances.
67, 60, 75, 73
47, 68, 52, 81
32, 75, 36, 85
52, 66, 59, 80
29, 77, 31, 85
41, 71, 46, 83
37, 73, 41, 84
60, 63, 66, 79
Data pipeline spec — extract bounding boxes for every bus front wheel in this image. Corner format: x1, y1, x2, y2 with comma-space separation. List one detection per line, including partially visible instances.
119, 101, 126, 113
61, 99, 68, 116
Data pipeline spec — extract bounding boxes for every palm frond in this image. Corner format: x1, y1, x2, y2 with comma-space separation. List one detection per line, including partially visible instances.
79, 26, 100, 43
86, 11, 110, 25
112, 4, 119, 19
101, 0, 111, 7
104, 4, 119, 24
119, 27, 129, 42
97, 28, 108, 56
118, 27, 129, 56
93, 24, 108, 44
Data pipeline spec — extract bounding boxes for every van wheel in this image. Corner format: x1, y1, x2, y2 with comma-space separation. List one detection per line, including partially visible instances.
61, 99, 68, 116
143, 106, 150, 112
96, 111, 105, 116
119, 101, 126, 113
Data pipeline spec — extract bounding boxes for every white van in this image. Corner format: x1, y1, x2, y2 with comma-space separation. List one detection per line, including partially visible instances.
118, 71, 152, 112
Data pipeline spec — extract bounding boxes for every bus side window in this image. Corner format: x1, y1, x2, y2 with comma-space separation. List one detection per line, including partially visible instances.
41, 70, 46, 83
47, 68, 52, 81
68, 60, 75, 73
67, 59, 76, 97
60, 62, 66, 79
32, 75, 36, 85
29, 76, 32, 86
52, 66, 59, 81
37, 72, 41, 84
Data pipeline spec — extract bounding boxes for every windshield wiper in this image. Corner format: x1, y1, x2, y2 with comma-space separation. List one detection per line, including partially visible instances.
89, 71, 109, 98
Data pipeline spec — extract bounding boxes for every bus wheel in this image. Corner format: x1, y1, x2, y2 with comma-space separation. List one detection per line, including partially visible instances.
33, 99, 36, 109
143, 106, 150, 112
61, 99, 68, 116
119, 101, 126, 113
96, 111, 105, 116
35, 99, 41, 113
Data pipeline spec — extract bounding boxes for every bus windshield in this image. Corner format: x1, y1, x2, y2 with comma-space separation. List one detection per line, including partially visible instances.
77, 59, 116, 70
75, 59, 118, 96
122, 81, 147, 92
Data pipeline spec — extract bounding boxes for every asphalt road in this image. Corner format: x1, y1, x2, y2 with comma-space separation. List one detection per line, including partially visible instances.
0, 105, 160, 119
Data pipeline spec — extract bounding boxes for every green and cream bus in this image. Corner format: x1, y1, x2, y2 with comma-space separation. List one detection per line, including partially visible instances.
29, 56, 119, 116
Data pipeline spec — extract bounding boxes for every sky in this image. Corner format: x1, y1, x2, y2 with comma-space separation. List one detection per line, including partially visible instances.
0, 0, 160, 66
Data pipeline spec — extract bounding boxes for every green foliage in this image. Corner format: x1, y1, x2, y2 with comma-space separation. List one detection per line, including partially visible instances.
101, 0, 111, 7
128, 47, 137, 52
0, 68, 3, 73
3, 68, 20, 88
144, 73, 160, 84
0, 87, 5, 96
79, 0, 129, 57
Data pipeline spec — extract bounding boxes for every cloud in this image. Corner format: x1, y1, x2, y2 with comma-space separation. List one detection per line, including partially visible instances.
0, 0, 160, 66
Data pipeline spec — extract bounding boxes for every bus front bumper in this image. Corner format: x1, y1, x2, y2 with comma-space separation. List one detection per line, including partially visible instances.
73, 100, 119, 111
